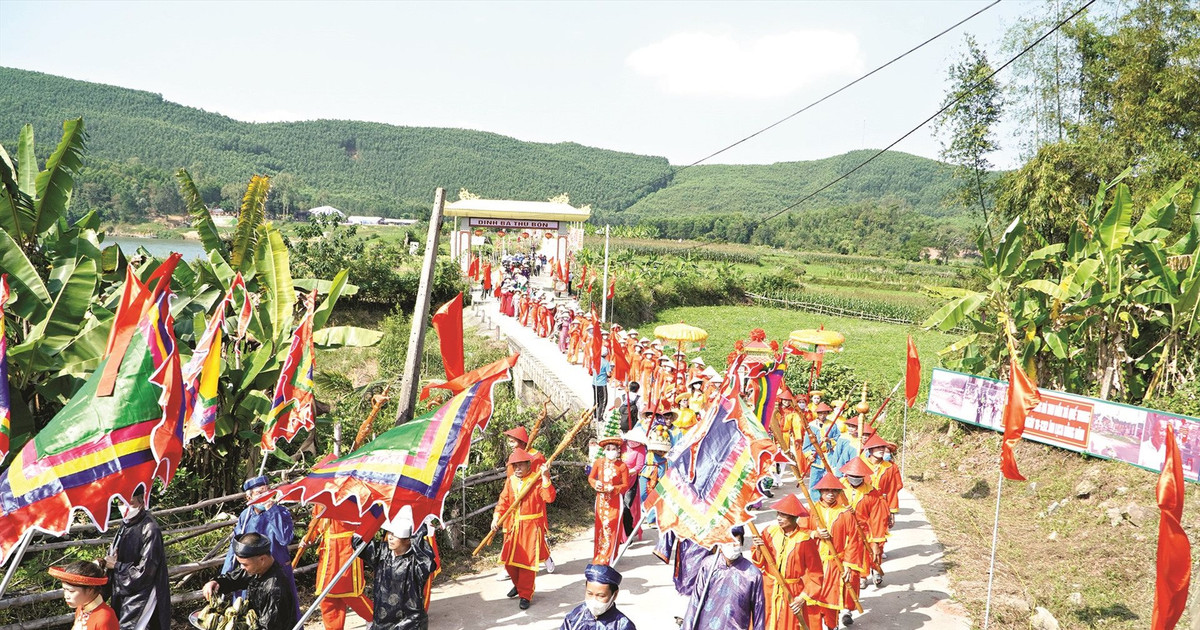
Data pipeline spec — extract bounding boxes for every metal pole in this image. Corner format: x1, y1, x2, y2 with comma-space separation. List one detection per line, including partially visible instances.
290, 539, 370, 630
981, 466, 1004, 630
611, 506, 651, 569
600, 225, 610, 323
395, 188, 446, 425
900, 404, 908, 478
0, 531, 33, 598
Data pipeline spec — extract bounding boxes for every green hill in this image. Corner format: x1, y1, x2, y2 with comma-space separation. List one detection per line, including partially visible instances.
0, 67, 981, 257
0, 67, 672, 217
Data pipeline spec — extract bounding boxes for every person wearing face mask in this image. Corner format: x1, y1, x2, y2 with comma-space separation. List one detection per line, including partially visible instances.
860, 434, 903, 527
589, 421, 633, 565
221, 476, 299, 616
801, 403, 840, 492
358, 511, 439, 630
204, 534, 299, 630
839, 458, 889, 590
502, 426, 553, 573
749, 495, 822, 630
619, 427, 648, 542
559, 563, 637, 629
805, 475, 866, 629
103, 486, 171, 630
829, 414, 864, 481
49, 560, 117, 630
492, 447, 557, 610
680, 526, 766, 630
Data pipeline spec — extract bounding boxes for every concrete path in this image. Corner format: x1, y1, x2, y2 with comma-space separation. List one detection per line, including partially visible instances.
312, 274, 972, 629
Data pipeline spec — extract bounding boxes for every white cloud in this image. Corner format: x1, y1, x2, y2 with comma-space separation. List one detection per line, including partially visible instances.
627, 30, 863, 99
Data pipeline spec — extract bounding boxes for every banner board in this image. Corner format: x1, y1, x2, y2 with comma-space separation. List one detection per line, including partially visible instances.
469, 218, 559, 230
926, 367, 1199, 482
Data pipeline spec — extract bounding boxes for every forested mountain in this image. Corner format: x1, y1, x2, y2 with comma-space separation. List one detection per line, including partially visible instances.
0, 67, 980, 257
0, 67, 672, 218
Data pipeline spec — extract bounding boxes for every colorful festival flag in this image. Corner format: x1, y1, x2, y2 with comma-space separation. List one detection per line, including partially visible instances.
1000, 358, 1040, 481
905, 335, 921, 408
431, 293, 465, 381
0, 287, 185, 564
1152, 424, 1191, 630
271, 354, 517, 532
746, 361, 786, 432
654, 396, 776, 548
181, 304, 225, 442
262, 291, 318, 452
230, 273, 253, 342
0, 275, 11, 460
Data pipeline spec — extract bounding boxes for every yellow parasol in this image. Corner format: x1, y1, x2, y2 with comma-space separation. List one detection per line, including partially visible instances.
654, 322, 708, 353
788, 328, 845, 353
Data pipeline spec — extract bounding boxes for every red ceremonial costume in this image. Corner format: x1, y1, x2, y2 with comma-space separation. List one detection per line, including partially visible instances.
862, 434, 904, 515
494, 450, 557, 601
589, 455, 633, 565
804, 477, 866, 624
751, 496, 823, 630
313, 518, 374, 629
74, 596, 118, 630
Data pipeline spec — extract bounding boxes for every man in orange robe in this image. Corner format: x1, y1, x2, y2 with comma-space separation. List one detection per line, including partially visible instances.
312, 516, 374, 629
804, 474, 866, 629
492, 448, 557, 610
637, 350, 657, 397
589, 434, 632, 565
839, 458, 889, 589
750, 494, 823, 630
861, 434, 903, 521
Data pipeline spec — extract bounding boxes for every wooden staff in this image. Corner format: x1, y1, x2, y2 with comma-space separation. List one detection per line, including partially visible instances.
746, 521, 810, 629
473, 409, 592, 556
292, 386, 393, 566
525, 397, 552, 447
865, 379, 903, 428
791, 445, 862, 614
798, 422, 882, 576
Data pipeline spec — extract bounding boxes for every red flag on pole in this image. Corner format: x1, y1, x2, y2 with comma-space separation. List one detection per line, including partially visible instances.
905, 335, 921, 407
589, 308, 602, 375
1000, 358, 1040, 481
606, 279, 615, 300
467, 256, 479, 280
1151, 424, 1191, 630
481, 263, 493, 292
431, 293, 465, 381
580, 264, 588, 292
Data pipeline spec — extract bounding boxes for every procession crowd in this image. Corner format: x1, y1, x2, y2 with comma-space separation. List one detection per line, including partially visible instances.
47, 254, 905, 630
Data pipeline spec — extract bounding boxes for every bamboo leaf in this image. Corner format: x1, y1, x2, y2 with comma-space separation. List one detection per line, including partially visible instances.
176, 168, 226, 258
313, 325, 383, 348
32, 118, 86, 235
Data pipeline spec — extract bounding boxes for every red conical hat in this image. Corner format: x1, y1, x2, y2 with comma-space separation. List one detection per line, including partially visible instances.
862, 433, 891, 450
504, 426, 530, 444
770, 494, 809, 517
813, 473, 845, 492
860, 420, 874, 435
840, 457, 874, 478
507, 447, 533, 465
842, 414, 860, 426
815, 402, 834, 413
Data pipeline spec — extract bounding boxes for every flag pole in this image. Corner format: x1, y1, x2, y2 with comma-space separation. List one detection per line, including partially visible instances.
900, 404, 908, 478
981, 465, 1004, 630
600, 225, 610, 323
290, 538, 371, 630
0, 530, 33, 599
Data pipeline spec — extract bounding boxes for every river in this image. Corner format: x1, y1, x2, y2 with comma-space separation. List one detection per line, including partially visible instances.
108, 236, 208, 261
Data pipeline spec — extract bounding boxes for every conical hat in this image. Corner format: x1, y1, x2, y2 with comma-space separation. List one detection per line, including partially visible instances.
813, 473, 846, 492
770, 494, 808, 517
840, 457, 874, 478
862, 433, 892, 451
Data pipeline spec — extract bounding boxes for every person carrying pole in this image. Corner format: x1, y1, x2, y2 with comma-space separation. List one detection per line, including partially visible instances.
749, 494, 822, 630
491, 447, 557, 610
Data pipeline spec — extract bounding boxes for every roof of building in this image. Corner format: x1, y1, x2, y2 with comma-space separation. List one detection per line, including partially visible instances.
444, 199, 591, 222
309, 205, 346, 217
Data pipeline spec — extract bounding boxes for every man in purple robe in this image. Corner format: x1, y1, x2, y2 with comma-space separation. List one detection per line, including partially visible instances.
653, 530, 713, 611
679, 527, 765, 630
559, 564, 637, 630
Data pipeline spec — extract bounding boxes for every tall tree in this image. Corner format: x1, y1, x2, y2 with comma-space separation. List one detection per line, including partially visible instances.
935, 35, 1004, 243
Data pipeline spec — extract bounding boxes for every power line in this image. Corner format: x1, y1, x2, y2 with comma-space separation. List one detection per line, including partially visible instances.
603, 0, 1003, 206
755, 0, 1096, 226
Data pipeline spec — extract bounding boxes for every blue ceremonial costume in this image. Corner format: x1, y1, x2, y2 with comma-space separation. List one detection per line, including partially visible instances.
802, 420, 839, 490
680, 554, 765, 630
561, 604, 638, 630
222, 477, 300, 619
653, 531, 713, 597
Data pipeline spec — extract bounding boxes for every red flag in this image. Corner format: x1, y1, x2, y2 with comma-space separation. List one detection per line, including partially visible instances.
1000, 358, 1040, 481
905, 335, 921, 408
556, 259, 564, 283
421, 353, 520, 401
606, 279, 615, 300
467, 256, 479, 280
580, 264, 588, 292
1152, 424, 1191, 629
431, 293, 465, 381
481, 263, 493, 292
589, 308, 602, 375
611, 335, 630, 383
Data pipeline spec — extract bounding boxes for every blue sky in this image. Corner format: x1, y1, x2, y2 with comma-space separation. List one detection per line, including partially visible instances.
0, 1, 1040, 168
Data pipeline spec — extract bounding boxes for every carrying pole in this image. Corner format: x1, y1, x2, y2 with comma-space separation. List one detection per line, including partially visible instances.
0, 531, 32, 598
395, 188, 447, 425
290, 539, 370, 630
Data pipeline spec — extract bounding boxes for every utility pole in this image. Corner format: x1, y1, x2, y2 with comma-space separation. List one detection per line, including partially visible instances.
395, 188, 446, 425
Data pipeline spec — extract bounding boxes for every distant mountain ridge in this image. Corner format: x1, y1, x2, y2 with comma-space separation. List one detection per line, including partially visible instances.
0, 67, 974, 236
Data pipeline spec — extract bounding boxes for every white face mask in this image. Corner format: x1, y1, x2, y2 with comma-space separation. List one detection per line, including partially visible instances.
585, 597, 614, 618
119, 503, 141, 522
604, 448, 619, 460
720, 542, 741, 561
847, 476, 865, 487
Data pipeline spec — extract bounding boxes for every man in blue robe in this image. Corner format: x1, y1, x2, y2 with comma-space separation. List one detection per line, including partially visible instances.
801, 403, 840, 491
559, 564, 636, 630
222, 476, 300, 618
680, 527, 765, 630
829, 414, 864, 477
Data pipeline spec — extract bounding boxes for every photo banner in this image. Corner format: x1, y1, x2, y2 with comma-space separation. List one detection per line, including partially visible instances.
926, 368, 1200, 483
